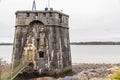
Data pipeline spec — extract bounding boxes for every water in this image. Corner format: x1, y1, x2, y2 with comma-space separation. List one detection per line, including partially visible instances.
0, 45, 120, 63
0, 45, 13, 63
71, 45, 120, 63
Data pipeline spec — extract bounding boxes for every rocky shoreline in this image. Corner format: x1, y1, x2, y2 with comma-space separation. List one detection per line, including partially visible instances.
30, 63, 120, 80
58, 63, 120, 80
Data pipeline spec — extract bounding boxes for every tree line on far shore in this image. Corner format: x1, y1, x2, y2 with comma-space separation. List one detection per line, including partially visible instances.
0, 43, 13, 45
70, 42, 120, 45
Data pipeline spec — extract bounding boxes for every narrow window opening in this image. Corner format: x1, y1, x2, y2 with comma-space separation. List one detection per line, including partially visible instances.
27, 13, 30, 17
36, 39, 39, 50
16, 13, 18, 18
35, 13, 38, 16
59, 14, 62, 18
59, 14, 62, 23
39, 51, 44, 58
43, 13, 46, 17
49, 13, 52, 17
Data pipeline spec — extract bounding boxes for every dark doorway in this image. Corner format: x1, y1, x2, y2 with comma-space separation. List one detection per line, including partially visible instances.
38, 51, 44, 58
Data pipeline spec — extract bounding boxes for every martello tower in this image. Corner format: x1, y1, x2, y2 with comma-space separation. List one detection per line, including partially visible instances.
12, 8, 71, 76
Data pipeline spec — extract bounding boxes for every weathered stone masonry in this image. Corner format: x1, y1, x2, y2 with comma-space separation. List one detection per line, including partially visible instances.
12, 10, 72, 73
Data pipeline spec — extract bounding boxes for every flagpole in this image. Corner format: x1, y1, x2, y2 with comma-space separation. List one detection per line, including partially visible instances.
32, 0, 36, 11
48, 0, 50, 10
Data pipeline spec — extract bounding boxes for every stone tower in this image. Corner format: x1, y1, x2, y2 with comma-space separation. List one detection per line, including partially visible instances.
12, 9, 72, 75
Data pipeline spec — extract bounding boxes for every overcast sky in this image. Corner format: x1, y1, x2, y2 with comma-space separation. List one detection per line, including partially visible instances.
0, 0, 120, 42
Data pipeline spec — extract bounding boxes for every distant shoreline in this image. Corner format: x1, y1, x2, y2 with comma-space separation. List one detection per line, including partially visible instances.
0, 43, 13, 45
1, 42, 120, 45
70, 42, 120, 45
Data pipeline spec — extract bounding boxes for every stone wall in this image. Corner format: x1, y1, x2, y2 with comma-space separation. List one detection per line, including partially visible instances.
12, 10, 71, 73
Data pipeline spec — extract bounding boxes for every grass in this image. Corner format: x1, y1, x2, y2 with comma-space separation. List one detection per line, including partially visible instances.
1, 68, 11, 80
0, 58, 11, 80
55, 66, 72, 77
109, 68, 120, 80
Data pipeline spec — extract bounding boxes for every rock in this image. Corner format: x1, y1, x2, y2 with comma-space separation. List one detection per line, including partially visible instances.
31, 77, 57, 80
57, 63, 119, 80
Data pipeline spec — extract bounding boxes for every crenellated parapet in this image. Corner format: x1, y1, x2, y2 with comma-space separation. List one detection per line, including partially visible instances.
15, 11, 69, 28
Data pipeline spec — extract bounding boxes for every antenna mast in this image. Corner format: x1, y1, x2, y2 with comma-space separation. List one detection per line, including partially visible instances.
32, 0, 36, 11
48, 0, 50, 10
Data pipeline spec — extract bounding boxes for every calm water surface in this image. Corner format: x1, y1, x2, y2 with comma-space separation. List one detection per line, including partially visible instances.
0, 45, 120, 63
71, 45, 120, 63
0, 45, 13, 63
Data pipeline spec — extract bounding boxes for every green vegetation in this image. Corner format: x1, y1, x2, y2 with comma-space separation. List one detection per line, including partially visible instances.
55, 66, 72, 77
0, 58, 11, 80
5, 62, 29, 80
37, 66, 72, 78
110, 69, 120, 80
